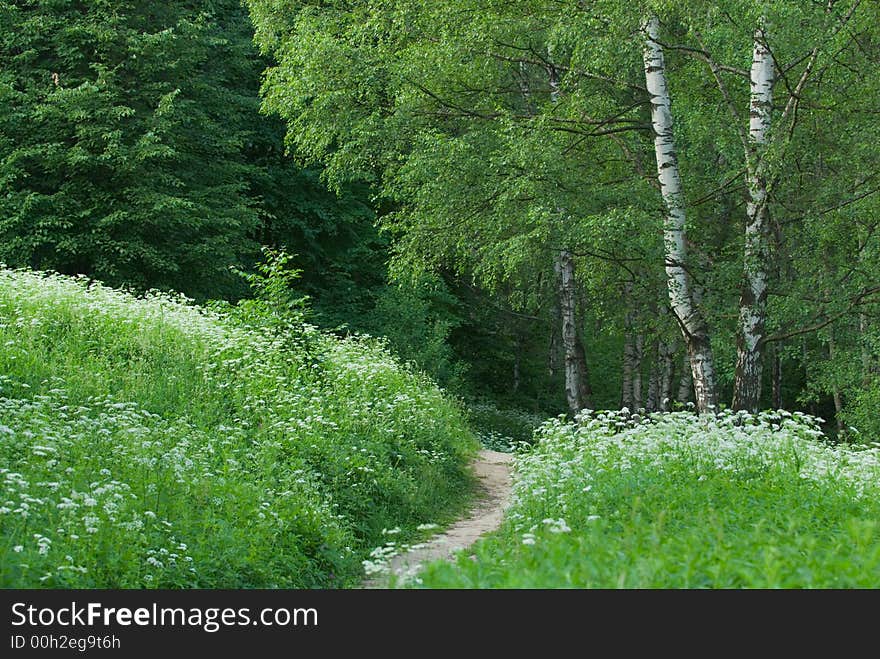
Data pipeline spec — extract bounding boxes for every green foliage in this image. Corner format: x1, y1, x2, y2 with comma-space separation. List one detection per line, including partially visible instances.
359, 274, 469, 394
0, 0, 270, 299
247, 0, 880, 424
243, 0, 694, 419
0, 268, 477, 588
231, 247, 312, 328
252, 165, 386, 328
1, 0, 878, 591
417, 409, 880, 588
839, 378, 880, 444
466, 401, 544, 452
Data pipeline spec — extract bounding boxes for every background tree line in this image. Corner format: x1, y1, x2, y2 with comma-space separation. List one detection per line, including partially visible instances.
2, 0, 878, 439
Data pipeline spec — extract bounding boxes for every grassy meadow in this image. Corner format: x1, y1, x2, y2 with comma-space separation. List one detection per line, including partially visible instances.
0, 268, 477, 588
417, 409, 880, 588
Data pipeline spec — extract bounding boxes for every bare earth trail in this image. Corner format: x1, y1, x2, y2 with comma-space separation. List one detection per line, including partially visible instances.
362, 449, 513, 588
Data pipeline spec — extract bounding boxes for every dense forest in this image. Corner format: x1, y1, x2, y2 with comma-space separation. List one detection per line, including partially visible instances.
2, 0, 880, 590
3, 0, 878, 435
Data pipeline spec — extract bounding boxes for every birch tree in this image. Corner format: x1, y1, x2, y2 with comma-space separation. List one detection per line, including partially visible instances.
247, 0, 880, 425
679, 1, 866, 411
731, 21, 775, 412
247, 0, 635, 413
642, 14, 719, 413
557, 249, 592, 412
639, 1, 873, 413
550, 64, 593, 414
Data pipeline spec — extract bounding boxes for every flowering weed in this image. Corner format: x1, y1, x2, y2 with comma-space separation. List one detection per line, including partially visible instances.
418, 409, 880, 588
0, 269, 477, 587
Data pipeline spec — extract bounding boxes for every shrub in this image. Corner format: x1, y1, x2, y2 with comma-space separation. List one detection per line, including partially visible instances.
839, 377, 880, 445
466, 401, 545, 452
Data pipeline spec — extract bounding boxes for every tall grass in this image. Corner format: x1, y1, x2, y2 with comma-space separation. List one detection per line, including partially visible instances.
417, 409, 880, 588
0, 268, 477, 588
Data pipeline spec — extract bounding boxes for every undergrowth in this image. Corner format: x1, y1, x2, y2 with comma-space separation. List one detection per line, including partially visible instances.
417, 409, 880, 588
0, 267, 477, 588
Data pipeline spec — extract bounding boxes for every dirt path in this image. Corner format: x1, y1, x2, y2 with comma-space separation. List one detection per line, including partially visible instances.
362, 449, 513, 588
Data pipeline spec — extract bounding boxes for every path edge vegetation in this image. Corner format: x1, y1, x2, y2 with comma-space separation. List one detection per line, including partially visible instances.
0, 262, 479, 588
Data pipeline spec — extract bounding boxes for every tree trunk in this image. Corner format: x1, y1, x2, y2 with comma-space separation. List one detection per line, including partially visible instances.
633, 333, 644, 410
622, 332, 635, 409
549, 64, 591, 416
828, 337, 846, 436
659, 340, 676, 412
549, 267, 562, 380
646, 338, 660, 412
860, 311, 871, 383
621, 284, 635, 409
832, 388, 844, 435
858, 234, 873, 384
574, 332, 594, 410
771, 343, 783, 409
677, 352, 693, 405
558, 249, 589, 415
647, 338, 676, 412
643, 15, 719, 414
733, 22, 775, 412
622, 335, 634, 408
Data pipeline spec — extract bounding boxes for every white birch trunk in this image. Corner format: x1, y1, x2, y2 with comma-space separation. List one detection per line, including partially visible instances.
549, 64, 590, 415
643, 15, 719, 414
733, 22, 775, 412
558, 249, 586, 414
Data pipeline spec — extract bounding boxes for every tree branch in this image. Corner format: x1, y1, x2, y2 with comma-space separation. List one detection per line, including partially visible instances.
649, 38, 749, 77
692, 31, 751, 156
765, 285, 880, 344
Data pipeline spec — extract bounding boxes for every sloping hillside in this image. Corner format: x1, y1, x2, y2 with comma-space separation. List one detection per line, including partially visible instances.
0, 268, 477, 588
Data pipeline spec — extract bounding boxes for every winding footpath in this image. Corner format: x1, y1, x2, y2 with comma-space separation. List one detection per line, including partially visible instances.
362, 449, 513, 588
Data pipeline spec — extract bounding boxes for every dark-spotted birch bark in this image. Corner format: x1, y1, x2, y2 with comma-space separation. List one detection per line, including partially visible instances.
733, 22, 775, 411
659, 339, 676, 411
557, 249, 591, 413
643, 15, 719, 413
549, 64, 591, 415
